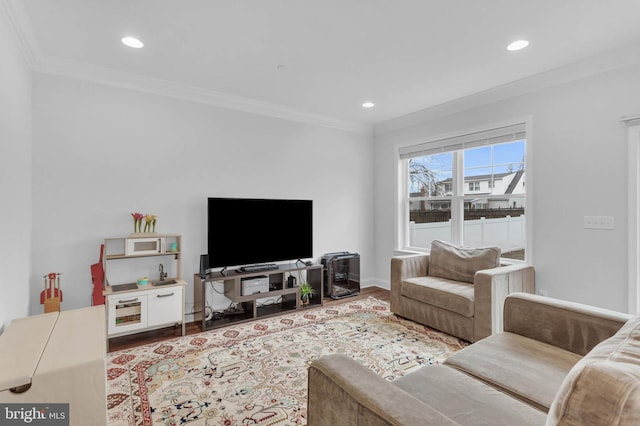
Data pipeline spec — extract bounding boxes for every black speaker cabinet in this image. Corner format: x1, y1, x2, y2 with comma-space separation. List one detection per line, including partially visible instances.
199, 254, 209, 277
321, 252, 360, 299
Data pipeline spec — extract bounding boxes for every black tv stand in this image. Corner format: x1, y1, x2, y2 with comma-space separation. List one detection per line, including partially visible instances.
238, 263, 279, 273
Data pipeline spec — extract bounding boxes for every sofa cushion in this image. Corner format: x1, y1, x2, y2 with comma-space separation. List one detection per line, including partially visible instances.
429, 239, 501, 284
546, 314, 640, 426
393, 364, 546, 425
444, 332, 581, 411
402, 276, 475, 317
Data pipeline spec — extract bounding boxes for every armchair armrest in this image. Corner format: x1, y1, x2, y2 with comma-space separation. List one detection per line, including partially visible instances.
503, 292, 631, 355
473, 264, 535, 341
307, 355, 458, 426
390, 254, 429, 312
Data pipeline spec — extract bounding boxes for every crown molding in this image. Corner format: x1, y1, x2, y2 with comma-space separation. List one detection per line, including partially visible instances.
36, 53, 372, 135
1, 0, 371, 136
374, 41, 640, 136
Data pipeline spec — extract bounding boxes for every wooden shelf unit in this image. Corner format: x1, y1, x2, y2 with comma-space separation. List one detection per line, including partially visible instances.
103, 234, 182, 274
194, 263, 323, 331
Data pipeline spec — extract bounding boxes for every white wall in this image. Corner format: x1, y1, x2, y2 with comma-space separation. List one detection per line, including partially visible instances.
0, 11, 32, 331
374, 62, 640, 312
31, 74, 374, 317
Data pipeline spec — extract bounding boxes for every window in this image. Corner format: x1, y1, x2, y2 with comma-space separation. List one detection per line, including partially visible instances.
399, 123, 527, 261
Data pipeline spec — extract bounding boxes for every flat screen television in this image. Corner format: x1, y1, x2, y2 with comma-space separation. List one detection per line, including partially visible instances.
207, 197, 313, 269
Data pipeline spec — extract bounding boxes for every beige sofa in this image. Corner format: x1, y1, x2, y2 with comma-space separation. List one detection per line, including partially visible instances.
391, 240, 535, 342
308, 292, 639, 425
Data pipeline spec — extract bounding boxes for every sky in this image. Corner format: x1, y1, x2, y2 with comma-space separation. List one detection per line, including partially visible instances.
410, 139, 525, 192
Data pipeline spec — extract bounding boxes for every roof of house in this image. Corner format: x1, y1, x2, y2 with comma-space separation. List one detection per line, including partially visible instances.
505, 170, 525, 194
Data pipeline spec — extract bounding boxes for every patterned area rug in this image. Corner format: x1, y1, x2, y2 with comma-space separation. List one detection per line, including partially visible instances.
106, 297, 468, 425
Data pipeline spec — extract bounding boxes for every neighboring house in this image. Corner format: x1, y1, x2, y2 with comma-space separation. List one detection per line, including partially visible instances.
412, 170, 525, 211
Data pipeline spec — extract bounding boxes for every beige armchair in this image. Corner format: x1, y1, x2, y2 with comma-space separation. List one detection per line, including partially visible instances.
308, 293, 635, 426
390, 240, 534, 342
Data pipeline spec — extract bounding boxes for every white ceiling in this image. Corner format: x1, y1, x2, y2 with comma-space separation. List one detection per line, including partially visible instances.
7, 0, 640, 132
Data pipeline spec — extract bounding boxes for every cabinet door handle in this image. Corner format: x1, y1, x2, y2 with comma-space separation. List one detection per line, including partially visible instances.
157, 292, 175, 298
118, 298, 139, 303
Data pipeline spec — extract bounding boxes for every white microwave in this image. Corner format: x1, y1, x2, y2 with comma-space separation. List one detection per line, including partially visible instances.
125, 237, 165, 256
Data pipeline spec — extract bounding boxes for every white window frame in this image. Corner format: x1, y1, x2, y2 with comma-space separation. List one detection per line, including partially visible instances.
624, 115, 640, 314
396, 119, 533, 263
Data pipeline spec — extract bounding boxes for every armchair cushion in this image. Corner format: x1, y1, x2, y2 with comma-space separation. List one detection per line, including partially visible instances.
429, 240, 501, 283
402, 276, 474, 317
393, 364, 546, 425
444, 332, 582, 411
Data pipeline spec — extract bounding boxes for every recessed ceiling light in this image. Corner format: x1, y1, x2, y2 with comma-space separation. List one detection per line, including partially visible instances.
362, 102, 375, 108
121, 36, 144, 48
506, 40, 529, 51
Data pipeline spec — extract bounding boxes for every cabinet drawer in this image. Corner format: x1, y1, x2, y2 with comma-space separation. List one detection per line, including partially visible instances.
107, 294, 148, 335
147, 286, 183, 327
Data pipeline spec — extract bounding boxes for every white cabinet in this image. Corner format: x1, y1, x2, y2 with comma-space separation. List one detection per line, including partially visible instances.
106, 285, 184, 337
147, 286, 183, 327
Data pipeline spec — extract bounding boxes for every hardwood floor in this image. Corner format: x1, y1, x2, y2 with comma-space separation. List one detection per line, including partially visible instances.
108, 286, 390, 352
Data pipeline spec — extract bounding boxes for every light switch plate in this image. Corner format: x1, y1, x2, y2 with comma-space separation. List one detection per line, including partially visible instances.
584, 216, 614, 230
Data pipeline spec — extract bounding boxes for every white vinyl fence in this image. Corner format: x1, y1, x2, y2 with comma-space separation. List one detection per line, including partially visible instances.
410, 215, 525, 252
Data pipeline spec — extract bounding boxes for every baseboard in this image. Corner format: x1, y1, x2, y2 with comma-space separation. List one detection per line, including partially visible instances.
361, 279, 390, 290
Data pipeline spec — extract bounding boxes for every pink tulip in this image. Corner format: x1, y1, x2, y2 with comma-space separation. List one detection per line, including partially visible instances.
131, 212, 144, 233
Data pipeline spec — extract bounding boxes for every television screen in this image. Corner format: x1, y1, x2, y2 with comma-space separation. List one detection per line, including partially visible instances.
207, 197, 313, 268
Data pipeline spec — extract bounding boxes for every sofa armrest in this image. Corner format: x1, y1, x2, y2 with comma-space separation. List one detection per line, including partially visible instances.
307, 355, 459, 426
503, 292, 632, 355
390, 255, 429, 312
473, 264, 535, 341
